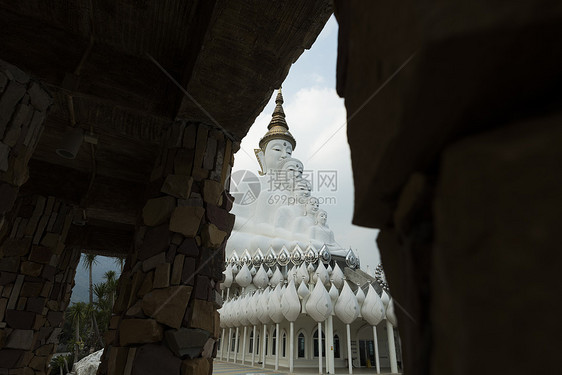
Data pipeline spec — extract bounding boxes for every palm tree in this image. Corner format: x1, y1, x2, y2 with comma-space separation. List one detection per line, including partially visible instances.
114, 256, 125, 274
52, 355, 67, 375
67, 302, 86, 363
104, 270, 118, 307
84, 302, 104, 349
82, 253, 98, 305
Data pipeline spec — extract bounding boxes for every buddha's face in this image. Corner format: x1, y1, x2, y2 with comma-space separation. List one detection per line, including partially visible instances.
265, 140, 293, 172
282, 159, 304, 180
293, 180, 312, 203
306, 197, 320, 215
316, 210, 327, 225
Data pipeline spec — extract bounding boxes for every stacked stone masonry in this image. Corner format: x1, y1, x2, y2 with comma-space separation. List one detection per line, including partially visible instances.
97, 122, 235, 375
0, 60, 78, 375
0, 195, 79, 374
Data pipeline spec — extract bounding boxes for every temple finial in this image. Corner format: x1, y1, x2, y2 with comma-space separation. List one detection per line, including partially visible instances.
258, 88, 296, 150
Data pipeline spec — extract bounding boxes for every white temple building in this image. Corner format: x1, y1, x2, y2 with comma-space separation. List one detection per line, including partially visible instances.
217, 90, 403, 374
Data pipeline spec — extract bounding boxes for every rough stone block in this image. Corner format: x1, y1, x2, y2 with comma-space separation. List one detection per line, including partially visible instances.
5, 329, 33, 350
28, 245, 52, 264
29, 354, 48, 371
0, 237, 32, 257
0, 298, 7, 321
182, 125, 197, 149
108, 346, 129, 375
35, 343, 54, 356
164, 328, 210, 358
142, 252, 166, 273
0, 256, 20, 273
205, 205, 235, 232
138, 224, 170, 261
123, 347, 136, 375
125, 300, 146, 318
161, 175, 193, 199
20, 261, 42, 277
137, 271, 153, 298
202, 138, 217, 170
119, 319, 163, 346
153, 262, 171, 289
189, 300, 215, 333
202, 180, 222, 205
174, 149, 195, 176
200, 224, 227, 249
201, 338, 215, 358
177, 238, 199, 257
142, 285, 192, 329
46, 311, 63, 327
20, 281, 42, 297
0, 81, 26, 133
132, 343, 181, 375
6, 274, 24, 309
142, 196, 176, 227
0, 272, 16, 285
181, 257, 196, 286
0, 348, 24, 368
181, 358, 210, 375
194, 275, 210, 300
169, 206, 205, 237
28, 82, 52, 112
26, 297, 46, 314
171, 254, 185, 285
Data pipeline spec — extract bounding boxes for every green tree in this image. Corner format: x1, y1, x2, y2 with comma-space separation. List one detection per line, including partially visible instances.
67, 302, 86, 363
82, 253, 98, 305
114, 256, 125, 273
104, 270, 118, 307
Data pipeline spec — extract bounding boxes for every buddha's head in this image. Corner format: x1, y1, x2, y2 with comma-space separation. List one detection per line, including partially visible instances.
292, 179, 312, 204
255, 89, 297, 175
264, 140, 293, 172
304, 197, 320, 216
280, 157, 304, 180
315, 209, 328, 225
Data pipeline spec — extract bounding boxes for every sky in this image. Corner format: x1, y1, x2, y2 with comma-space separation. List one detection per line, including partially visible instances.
232, 16, 381, 272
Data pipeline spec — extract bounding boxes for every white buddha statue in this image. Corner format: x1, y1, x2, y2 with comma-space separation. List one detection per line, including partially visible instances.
226, 89, 347, 258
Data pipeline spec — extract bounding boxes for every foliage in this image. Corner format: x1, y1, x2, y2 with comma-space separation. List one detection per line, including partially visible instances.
49, 354, 73, 375
59, 256, 121, 360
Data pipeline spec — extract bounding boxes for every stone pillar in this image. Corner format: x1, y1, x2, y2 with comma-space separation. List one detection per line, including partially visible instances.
97, 122, 235, 375
0, 59, 52, 239
0, 195, 79, 374
0, 60, 80, 374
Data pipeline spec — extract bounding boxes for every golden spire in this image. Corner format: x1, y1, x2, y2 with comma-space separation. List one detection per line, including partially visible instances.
259, 88, 296, 150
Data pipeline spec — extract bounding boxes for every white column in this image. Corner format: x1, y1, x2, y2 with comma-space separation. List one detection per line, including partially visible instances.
318, 322, 323, 375
262, 324, 267, 368
220, 328, 226, 360
327, 315, 335, 374
386, 320, 398, 374
325, 320, 329, 372
242, 326, 247, 364
346, 324, 353, 374
234, 327, 240, 363
275, 323, 280, 370
227, 328, 232, 362
289, 321, 295, 373
373, 326, 380, 374
252, 325, 257, 366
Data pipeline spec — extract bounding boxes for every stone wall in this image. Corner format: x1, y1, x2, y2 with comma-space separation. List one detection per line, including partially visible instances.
97, 122, 235, 375
333, 1, 562, 374
0, 196, 80, 374
0, 60, 82, 375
